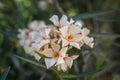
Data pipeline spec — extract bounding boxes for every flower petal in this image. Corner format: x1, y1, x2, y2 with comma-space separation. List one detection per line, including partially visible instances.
69, 18, 74, 24
60, 63, 68, 72
60, 26, 68, 37
74, 26, 81, 34
32, 42, 40, 50
60, 47, 68, 57
56, 57, 64, 65
70, 42, 80, 49
29, 31, 39, 41
60, 15, 68, 27
71, 55, 79, 60
42, 49, 53, 57
65, 57, 73, 68
49, 15, 59, 26
82, 28, 90, 36
89, 43, 94, 48
45, 58, 56, 69
69, 26, 81, 35
68, 26, 75, 35
83, 36, 90, 45
51, 42, 60, 51
45, 28, 51, 37
40, 40, 50, 48
62, 38, 69, 47
74, 34, 82, 42
34, 53, 41, 61
75, 20, 83, 28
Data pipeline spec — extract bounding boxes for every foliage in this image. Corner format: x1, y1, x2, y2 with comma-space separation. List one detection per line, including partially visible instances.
0, 0, 120, 80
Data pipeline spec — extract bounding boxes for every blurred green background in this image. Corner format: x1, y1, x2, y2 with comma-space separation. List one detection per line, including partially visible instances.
0, 0, 120, 80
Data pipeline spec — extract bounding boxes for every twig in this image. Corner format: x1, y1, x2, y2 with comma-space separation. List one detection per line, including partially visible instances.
53, 0, 67, 15
40, 70, 46, 80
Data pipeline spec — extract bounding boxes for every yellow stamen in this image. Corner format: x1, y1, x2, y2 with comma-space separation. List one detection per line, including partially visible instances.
66, 34, 74, 41
53, 51, 60, 59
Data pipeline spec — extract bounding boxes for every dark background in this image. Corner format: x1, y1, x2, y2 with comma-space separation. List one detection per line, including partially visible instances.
0, 0, 120, 80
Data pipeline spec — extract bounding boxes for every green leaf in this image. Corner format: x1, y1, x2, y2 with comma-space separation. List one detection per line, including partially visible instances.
61, 69, 101, 78
35, 51, 50, 59
73, 10, 115, 19
94, 17, 120, 22
90, 33, 120, 38
15, 55, 46, 68
61, 61, 118, 79
0, 67, 10, 80
0, 33, 4, 46
96, 55, 106, 68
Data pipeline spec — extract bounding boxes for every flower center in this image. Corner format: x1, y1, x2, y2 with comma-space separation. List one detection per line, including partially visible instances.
56, 33, 60, 39
57, 24, 62, 28
53, 51, 60, 59
39, 46, 45, 52
66, 34, 74, 41
42, 36, 47, 40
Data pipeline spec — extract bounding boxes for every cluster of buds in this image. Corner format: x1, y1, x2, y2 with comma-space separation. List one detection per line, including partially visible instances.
18, 15, 94, 72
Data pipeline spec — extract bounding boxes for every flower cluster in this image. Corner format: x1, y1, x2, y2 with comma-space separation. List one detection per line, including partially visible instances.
18, 15, 94, 72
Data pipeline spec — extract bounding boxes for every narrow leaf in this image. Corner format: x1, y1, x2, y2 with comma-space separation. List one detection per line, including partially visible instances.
35, 51, 48, 59
90, 33, 120, 38
73, 10, 115, 19
0, 33, 4, 46
61, 69, 101, 78
94, 17, 120, 22
0, 67, 10, 80
61, 61, 118, 79
15, 55, 46, 68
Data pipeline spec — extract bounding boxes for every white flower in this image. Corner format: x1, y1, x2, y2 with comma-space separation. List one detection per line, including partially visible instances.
49, 27, 62, 43
83, 37, 94, 48
60, 25, 81, 49
30, 28, 51, 48
18, 15, 94, 71
75, 20, 83, 28
23, 40, 41, 61
57, 55, 79, 72
79, 28, 94, 48
43, 43, 68, 69
49, 15, 74, 28
28, 20, 46, 31
18, 29, 30, 46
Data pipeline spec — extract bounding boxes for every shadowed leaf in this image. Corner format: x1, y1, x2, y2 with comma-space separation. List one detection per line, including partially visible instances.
94, 17, 120, 22
73, 10, 115, 19
90, 33, 120, 38
35, 51, 48, 59
15, 55, 46, 68
0, 67, 10, 80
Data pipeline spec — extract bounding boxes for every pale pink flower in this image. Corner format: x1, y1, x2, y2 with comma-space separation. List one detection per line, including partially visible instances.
43, 43, 68, 69
79, 28, 94, 48
28, 20, 46, 31
60, 25, 81, 49
29, 28, 51, 48
49, 15, 74, 28
57, 55, 79, 72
